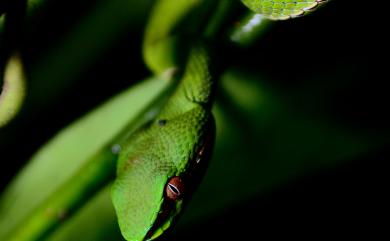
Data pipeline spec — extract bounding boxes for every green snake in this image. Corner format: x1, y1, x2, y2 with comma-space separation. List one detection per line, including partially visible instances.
111, 0, 327, 240
0, 0, 327, 240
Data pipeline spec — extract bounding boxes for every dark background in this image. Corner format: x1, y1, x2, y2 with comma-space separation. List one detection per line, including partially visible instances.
1, 0, 388, 239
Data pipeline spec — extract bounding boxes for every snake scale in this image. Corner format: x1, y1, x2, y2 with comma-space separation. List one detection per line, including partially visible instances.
111, 0, 328, 240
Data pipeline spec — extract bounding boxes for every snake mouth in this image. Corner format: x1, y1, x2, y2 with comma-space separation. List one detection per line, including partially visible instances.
144, 198, 183, 241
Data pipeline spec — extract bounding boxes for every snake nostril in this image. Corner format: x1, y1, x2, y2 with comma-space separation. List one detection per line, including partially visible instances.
157, 119, 167, 126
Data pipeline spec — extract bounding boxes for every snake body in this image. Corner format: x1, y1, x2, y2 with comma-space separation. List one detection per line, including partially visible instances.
111, 0, 328, 240
112, 45, 215, 241
242, 0, 327, 20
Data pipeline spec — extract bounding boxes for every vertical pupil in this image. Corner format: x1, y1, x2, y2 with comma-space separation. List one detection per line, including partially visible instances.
166, 176, 184, 200
168, 183, 180, 196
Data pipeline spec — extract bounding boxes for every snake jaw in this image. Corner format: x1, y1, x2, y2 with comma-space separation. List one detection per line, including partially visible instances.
144, 197, 183, 241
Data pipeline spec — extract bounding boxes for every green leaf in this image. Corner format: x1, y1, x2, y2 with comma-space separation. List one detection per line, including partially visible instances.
0, 76, 170, 240
46, 186, 122, 241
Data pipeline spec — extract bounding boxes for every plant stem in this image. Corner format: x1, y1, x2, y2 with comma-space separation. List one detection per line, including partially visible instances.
4, 149, 117, 241
1, 77, 175, 241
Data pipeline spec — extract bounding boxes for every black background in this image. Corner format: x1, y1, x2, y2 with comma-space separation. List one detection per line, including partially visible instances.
1, 0, 388, 239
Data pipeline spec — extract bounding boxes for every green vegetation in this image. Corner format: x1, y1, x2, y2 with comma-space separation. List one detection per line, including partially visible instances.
1, 1, 387, 240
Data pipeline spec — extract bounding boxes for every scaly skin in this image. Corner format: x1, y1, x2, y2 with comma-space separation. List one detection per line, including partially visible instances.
111, 0, 328, 240
111, 45, 215, 241
241, 0, 328, 20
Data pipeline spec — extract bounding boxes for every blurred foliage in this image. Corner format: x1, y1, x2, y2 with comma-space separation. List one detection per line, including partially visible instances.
0, 53, 26, 127
0, 76, 171, 239
0, 0, 388, 240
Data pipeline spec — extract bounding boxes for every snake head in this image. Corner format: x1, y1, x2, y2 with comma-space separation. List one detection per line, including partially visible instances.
111, 110, 215, 241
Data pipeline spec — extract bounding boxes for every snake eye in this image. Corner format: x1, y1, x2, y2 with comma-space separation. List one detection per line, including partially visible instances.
165, 176, 184, 201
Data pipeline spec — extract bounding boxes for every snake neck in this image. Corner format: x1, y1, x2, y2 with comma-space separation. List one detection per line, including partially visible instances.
158, 45, 214, 119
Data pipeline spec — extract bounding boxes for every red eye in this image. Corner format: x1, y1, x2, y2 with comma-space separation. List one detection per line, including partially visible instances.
165, 176, 184, 201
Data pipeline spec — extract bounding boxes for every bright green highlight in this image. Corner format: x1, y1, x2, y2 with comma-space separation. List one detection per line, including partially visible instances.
0, 52, 26, 128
